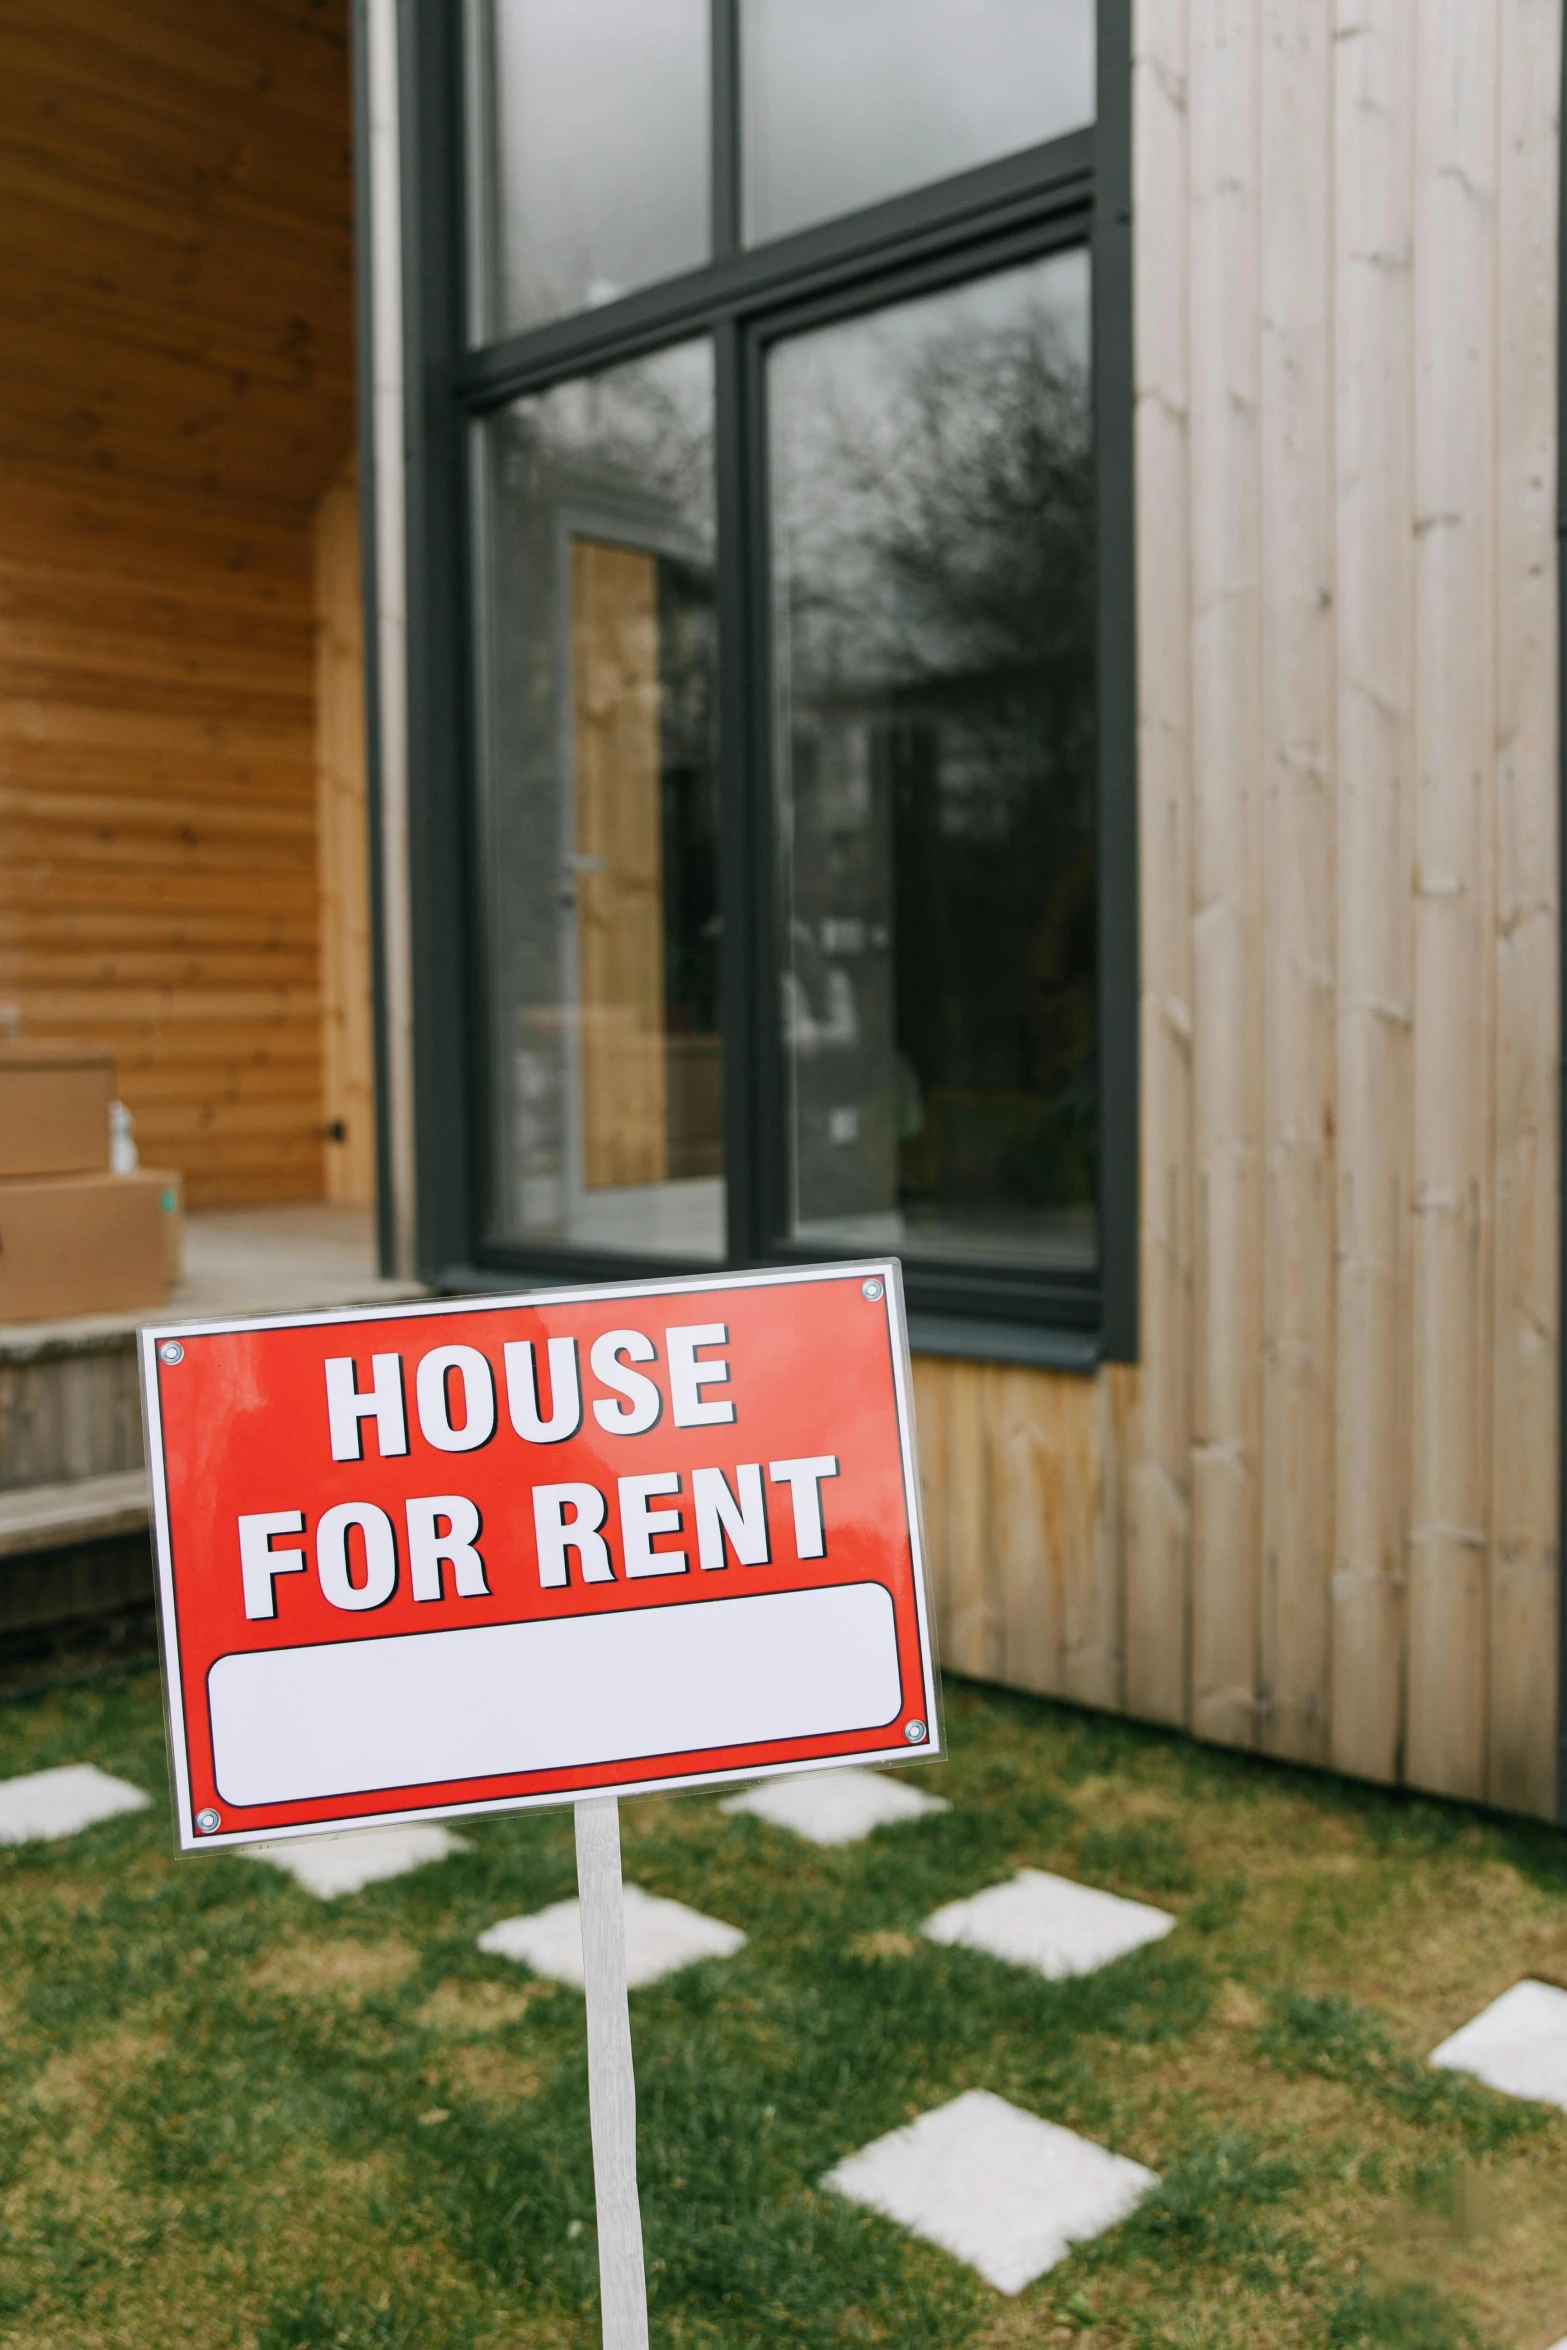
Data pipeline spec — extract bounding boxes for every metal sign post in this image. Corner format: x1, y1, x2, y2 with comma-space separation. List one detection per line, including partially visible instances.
575, 1795, 649, 2350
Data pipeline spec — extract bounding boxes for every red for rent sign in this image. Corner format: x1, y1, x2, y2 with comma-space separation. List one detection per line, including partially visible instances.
140, 1261, 939, 1850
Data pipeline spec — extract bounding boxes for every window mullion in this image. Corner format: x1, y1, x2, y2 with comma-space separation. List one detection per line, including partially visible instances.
715, 315, 766, 1265
711, 0, 741, 261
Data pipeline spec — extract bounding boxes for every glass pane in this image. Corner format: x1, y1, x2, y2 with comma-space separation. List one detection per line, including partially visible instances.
474, 341, 723, 1260
470, 0, 709, 338
742, 0, 1094, 246
769, 251, 1096, 1273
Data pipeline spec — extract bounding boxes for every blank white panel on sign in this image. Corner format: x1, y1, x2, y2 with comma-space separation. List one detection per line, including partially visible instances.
209, 1581, 902, 1809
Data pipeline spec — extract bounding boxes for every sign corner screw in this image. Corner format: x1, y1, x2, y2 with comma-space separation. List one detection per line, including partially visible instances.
195, 1808, 220, 1833
861, 1278, 884, 1301
159, 1340, 184, 1364
903, 1719, 927, 1745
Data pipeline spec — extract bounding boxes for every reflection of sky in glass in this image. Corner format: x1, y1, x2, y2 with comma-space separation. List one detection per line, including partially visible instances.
482, 0, 709, 336
743, 0, 1094, 245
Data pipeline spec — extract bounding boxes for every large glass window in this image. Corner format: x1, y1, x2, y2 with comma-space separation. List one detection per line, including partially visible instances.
469, 0, 710, 337
409, 3, 1131, 1347
770, 251, 1096, 1271
474, 343, 723, 1260
741, 0, 1095, 244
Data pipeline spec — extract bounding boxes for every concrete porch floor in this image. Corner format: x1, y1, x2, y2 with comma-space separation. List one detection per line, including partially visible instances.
0, 1204, 427, 1566
171, 1203, 424, 1322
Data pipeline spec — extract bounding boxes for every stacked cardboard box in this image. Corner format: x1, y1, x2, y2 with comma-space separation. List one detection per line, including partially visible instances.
0, 1043, 183, 1321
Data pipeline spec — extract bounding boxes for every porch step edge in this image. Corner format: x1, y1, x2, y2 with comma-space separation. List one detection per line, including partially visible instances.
0, 1470, 151, 1559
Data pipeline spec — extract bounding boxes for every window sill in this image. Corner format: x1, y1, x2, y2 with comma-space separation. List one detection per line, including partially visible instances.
904, 1315, 1100, 1373
435, 1264, 1106, 1375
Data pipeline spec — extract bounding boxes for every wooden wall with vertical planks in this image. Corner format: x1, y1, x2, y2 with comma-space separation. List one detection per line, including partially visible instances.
1330, 0, 1416, 1794
1123, 0, 1193, 1734
915, 0, 1561, 1817
0, 0, 356, 1206
1488, 0, 1562, 1817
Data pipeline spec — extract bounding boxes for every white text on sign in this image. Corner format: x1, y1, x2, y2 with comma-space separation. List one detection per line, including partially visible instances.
235, 1320, 840, 1620
321, 1323, 735, 1459
237, 1458, 840, 1619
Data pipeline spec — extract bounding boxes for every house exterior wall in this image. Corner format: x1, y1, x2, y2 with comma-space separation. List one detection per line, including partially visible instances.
7, 2, 1548, 1812
919, 0, 1562, 1820
315, 460, 377, 1207
0, 0, 357, 1207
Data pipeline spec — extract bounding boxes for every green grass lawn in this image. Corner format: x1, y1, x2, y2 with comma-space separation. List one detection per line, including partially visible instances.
2, 1668, 1566, 2349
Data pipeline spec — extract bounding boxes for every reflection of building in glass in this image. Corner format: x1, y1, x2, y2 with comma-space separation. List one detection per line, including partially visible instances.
478, 347, 723, 1261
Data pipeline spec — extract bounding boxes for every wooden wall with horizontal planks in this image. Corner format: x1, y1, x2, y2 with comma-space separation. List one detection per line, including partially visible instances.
0, 0, 357, 1206
918, 0, 1561, 1818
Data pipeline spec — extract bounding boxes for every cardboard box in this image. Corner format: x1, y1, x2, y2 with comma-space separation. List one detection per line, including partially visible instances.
141, 1166, 185, 1285
0, 1170, 167, 1322
0, 1043, 115, 1178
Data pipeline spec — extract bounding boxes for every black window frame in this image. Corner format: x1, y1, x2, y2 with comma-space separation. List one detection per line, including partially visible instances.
381, 0, 1136, 1369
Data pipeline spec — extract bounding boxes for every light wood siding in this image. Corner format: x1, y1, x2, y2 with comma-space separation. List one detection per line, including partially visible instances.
1488, 0, 1562, 1818
1330, 0, 1416, 1791
1125, 0, 1194, 1732
1258, 0, 1335, 1768
315, 461, 376, 1206
1188, 0, 1265, 1754
0, 0, 355, 1206
915, 0, 1560, 1817
913, 1357, 1128, 1706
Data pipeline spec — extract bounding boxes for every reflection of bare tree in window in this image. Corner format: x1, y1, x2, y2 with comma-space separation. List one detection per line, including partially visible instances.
506, 363, 715, 551
790, 309, 1091, 713
777, 296, 1098, 1238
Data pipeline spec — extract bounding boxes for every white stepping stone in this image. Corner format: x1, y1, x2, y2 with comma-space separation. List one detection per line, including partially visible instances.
721, 1766, 949, 1846
242, 1823, 465, 1899
0, 1763, 149, 1844
478, 1884, 745, 1989
825, 2088, 1158, 2294
923, 1867, 1175, 1980
1428, 1979, 1567, 2113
